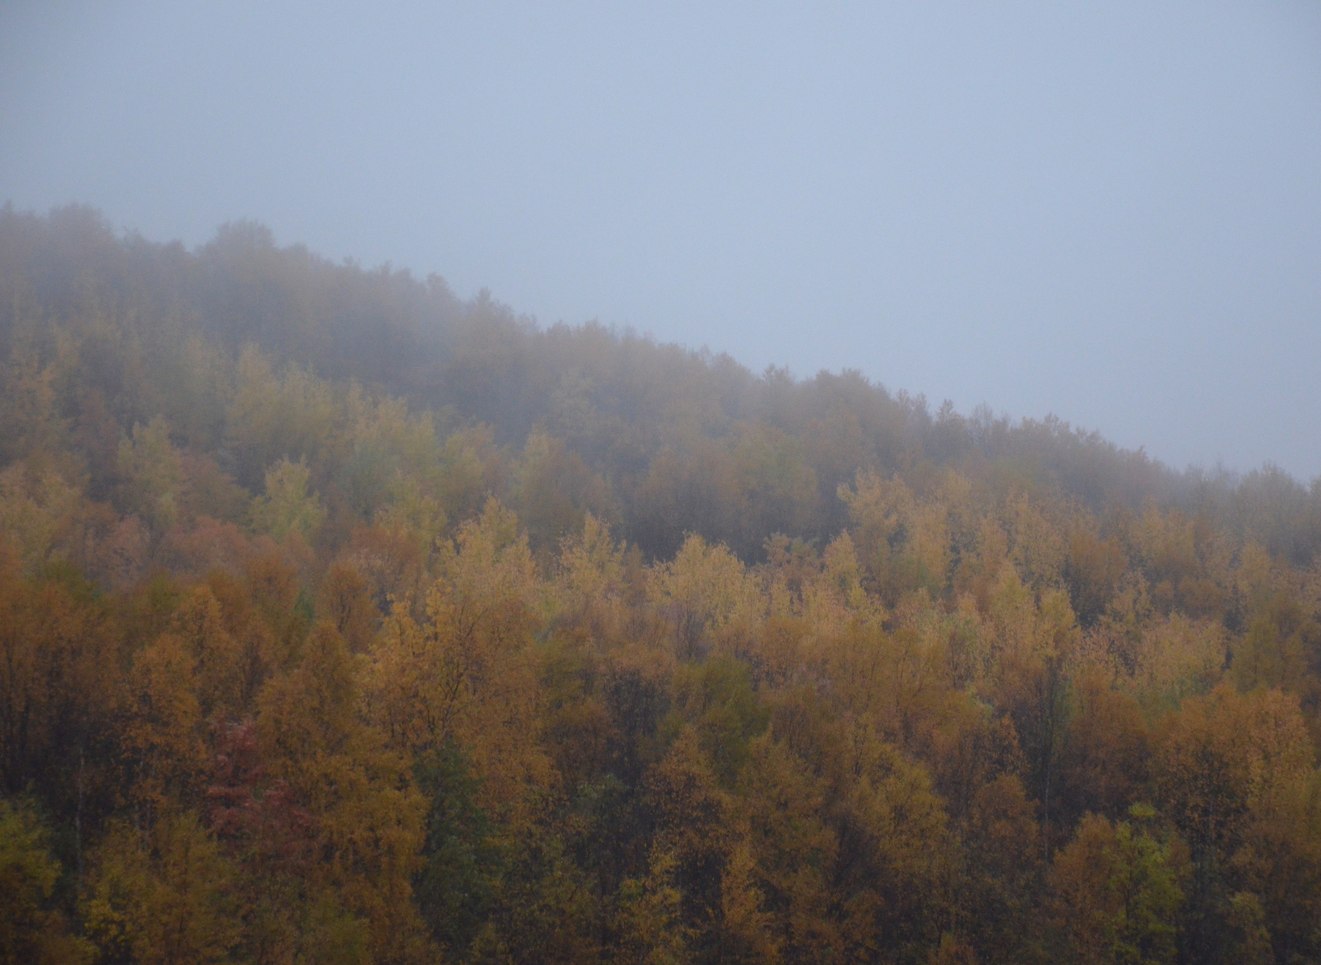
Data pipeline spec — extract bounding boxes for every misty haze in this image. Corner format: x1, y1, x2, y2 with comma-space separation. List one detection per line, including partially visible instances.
3, 4, 1321, 963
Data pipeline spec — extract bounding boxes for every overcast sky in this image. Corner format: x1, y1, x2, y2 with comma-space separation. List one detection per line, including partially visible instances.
4, 1, 1320, 481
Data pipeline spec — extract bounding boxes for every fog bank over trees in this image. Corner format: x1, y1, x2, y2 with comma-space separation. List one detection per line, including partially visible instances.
5, 2, 1320, 479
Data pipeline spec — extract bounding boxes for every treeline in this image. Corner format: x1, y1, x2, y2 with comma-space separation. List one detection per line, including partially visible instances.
2, 204, 1321, 963
5, 205, 1319, 566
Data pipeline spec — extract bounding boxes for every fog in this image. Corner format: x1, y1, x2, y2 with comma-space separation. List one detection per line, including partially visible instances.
4, 1, 1320, 480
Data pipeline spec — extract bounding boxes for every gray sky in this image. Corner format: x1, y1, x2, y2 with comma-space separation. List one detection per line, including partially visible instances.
4, 1, 1321, 481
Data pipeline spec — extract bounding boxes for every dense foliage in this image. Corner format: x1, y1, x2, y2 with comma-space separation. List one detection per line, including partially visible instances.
3, 204, 1321, 963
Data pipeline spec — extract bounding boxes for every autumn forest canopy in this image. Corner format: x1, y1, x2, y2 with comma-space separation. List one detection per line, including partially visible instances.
4, 203, 1321, 963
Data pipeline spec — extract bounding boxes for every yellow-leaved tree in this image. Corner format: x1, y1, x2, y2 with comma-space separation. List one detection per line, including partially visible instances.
366, 498, 552, 825
257, 620, 432, 962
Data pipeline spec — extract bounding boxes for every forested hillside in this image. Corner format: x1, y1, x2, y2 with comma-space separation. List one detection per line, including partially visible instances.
4, 204, 1321, 963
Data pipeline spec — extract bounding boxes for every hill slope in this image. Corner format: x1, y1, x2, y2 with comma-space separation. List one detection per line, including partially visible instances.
3, 204, 1321, 963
